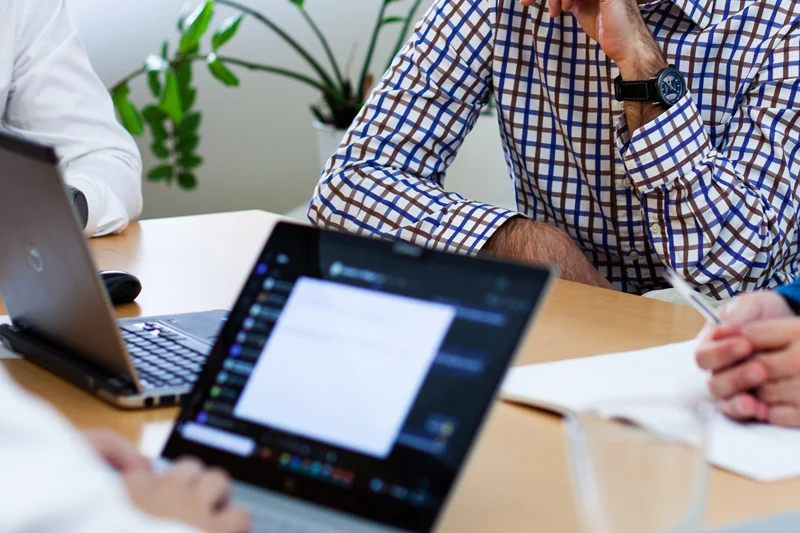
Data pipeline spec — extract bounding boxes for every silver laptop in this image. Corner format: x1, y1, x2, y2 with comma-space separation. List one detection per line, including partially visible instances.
155, 221, 555, 532
0, 131, 227, 408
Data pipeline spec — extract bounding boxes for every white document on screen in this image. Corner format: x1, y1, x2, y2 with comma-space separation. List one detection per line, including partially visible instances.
233, 277, 456, 458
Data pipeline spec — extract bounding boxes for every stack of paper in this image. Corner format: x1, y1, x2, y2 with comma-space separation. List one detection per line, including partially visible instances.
501, 341, 800, 482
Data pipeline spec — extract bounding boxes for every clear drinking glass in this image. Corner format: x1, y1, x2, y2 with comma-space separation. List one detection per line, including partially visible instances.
565, 398, 713, 533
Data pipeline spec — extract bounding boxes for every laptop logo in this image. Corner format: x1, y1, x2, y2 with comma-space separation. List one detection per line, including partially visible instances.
25, 244, 44, 272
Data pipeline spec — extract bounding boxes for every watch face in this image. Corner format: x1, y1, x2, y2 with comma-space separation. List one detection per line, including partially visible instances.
657, 69, 686, 105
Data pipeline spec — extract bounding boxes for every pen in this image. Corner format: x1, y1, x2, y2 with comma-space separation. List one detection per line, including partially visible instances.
662, 267, 722, 325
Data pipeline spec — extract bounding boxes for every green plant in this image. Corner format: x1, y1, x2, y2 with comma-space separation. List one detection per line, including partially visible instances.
109, 0, 425, 190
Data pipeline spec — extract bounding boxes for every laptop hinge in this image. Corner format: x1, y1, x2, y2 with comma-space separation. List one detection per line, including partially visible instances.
0, 324, 136, 395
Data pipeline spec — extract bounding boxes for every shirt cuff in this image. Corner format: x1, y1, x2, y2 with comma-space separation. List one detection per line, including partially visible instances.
616, 94, 712, 193
429, 202, 518, 256
66, 175, 131, 237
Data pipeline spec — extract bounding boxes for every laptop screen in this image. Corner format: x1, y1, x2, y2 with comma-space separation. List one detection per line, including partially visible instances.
163, 222, 552, 532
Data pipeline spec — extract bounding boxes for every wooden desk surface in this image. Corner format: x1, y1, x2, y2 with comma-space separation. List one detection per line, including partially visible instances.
2, 210, 799, 532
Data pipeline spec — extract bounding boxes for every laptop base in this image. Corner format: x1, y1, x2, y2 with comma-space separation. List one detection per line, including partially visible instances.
0, 310, 227, 409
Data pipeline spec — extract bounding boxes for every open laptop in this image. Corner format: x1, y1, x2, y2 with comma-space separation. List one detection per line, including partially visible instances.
0, 131, 227, 408
154, 222, 555, 533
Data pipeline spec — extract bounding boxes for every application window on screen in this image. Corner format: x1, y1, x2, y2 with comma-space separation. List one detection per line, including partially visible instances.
233, 277, 457, 458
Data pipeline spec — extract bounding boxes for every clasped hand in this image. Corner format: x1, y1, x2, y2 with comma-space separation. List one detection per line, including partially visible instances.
695, 293, 800, 427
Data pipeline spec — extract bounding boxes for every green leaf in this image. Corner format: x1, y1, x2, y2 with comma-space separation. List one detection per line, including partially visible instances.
158, 72, 183, 124
148, 164, 174, 181
207, 53, 239, 87
181, 87, 197, 111
178, 112, 201, 136
147, 72, 162, 98
179, 1, 214, 55
178, 154, 204, 168
161, 40, 169, 59
177, 2, 193, 32
177, 134, 200, 153
381, 16, 406, 25
178, 172, 198, 190
142, 105, 169, 140
288, 0, 304, 8
212, 14, 243, 50
110, 84, 144, 136
176, 61, 192, 88
151, 142, 170, 160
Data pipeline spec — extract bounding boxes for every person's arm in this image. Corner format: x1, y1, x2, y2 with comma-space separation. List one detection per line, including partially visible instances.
309, 0, 516, 255
0, 366, 196, 533
6, 0, 143, 237
529, 0, 800, 298
612, 27, 800, 298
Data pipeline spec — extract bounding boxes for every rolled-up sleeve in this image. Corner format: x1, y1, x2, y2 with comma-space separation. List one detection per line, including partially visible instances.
6, 0, 142, 237
616, 35, 800, 298
309, 0, 516, 255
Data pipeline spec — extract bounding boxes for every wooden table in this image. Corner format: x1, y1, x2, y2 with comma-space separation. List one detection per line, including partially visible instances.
2, 210, 799, 532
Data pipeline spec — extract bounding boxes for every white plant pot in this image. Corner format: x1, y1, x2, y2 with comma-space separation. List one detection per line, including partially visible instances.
314, 121, 348, 172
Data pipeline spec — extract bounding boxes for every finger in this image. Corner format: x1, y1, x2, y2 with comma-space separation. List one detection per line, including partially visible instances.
718, 394, 768, 422
695, 336, 752, 372
518, 0, 537, 5
215, 508, 253, 533
708, 360, 769, 399
563, 0, 575, 11
84, 430, 151, 473
548, 0, 562, 18
740, 318, 800, 352
768, 405, 800, 428
166, 457, 205, 485
757, 376, 800, 404
194, 468, 232, 509
754, 343, 800, 381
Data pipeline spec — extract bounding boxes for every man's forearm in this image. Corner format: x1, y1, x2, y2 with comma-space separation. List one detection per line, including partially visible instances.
618, 34, 670, 132
481, 217, 612, 289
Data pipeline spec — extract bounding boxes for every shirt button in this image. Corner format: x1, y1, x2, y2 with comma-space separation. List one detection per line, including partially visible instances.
629, 251, 640, 261
623, 178, 632, 189
618, 101, 625, 111
650, 223, 661, 233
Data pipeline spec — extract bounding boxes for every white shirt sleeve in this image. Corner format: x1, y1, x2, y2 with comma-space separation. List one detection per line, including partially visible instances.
0, 364, 200, 533
5, 0, 143, 237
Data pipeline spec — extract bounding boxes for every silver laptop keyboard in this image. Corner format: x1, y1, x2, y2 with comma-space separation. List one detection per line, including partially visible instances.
119, 322, 209, 389
253, 512, 328, 533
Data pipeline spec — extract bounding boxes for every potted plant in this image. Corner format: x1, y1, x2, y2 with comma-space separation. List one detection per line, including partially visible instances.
109, 0, 424, 190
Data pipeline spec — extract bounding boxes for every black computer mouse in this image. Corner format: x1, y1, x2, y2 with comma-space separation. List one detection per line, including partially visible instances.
100, 270, 142, 305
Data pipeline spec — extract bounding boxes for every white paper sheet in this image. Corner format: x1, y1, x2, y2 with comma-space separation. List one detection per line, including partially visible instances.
501, 341, 800, 482
0, 316, 18, 360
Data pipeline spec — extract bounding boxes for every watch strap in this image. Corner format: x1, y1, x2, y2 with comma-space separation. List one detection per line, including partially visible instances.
614, 77, 658, 102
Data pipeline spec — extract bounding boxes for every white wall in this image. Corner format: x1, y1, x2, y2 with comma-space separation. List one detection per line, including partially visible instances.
68, 0, 515, 220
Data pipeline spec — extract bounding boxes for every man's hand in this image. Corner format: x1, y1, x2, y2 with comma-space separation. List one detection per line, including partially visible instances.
695, 292, 800, 427
519, 0, 669, 130
482, 217, 612, 289
124, 457, 251, 533
84, 429, 151, 474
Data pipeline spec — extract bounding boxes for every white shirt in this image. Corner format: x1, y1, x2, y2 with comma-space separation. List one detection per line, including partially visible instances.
0, 0, 143, 236
0, 363, 200, 533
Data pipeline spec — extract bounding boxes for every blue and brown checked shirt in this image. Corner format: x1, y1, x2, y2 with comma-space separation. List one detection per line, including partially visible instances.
309, 0, 800, 299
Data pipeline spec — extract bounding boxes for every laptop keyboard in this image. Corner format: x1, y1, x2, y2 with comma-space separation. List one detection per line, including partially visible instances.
252, 513, 331, 533
119, 322, 209, 390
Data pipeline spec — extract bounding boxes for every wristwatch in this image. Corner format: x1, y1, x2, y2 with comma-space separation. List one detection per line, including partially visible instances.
614, 66, 687, 107
67, 185, 89, 230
